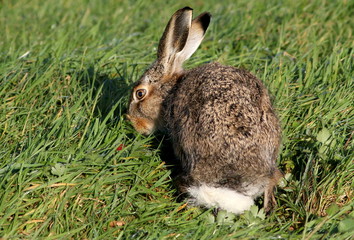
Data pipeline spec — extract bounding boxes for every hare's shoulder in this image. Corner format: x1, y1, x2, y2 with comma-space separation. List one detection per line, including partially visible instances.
178, 62, 267, 104
185, 62, 264, 90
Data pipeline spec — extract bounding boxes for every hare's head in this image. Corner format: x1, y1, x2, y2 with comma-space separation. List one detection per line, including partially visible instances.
127, 7, 211, 135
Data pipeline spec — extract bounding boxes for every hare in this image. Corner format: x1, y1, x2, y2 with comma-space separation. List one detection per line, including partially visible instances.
127, 6, 282, 214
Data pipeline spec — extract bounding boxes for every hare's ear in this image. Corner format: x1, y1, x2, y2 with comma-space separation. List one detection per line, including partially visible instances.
176, 12, 211, 64
157, 7, 211, 74
157, 7, 193, 72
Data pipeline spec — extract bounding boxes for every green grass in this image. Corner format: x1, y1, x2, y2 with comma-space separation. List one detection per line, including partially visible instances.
1, 0, 353, 239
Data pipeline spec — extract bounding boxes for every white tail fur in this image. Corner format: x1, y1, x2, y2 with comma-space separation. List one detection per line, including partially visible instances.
187, 184, 254, 214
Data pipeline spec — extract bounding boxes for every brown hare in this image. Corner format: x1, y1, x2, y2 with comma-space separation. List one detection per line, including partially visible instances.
127, 7, 282, 214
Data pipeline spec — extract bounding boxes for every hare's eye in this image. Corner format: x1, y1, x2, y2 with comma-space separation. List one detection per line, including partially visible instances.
135, 89, 147, 100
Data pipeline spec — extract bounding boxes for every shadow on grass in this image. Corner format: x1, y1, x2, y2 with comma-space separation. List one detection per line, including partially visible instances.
150, 134, 187, 201
77, 64, 134, 120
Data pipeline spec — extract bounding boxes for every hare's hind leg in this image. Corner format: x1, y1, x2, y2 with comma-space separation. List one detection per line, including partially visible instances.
264, 169, 283, 214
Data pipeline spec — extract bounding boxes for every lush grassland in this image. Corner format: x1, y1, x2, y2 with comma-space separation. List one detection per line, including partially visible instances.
1, 0, 353, 239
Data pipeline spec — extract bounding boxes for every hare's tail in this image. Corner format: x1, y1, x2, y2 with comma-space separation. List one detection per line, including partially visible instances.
187, 185, 254, 214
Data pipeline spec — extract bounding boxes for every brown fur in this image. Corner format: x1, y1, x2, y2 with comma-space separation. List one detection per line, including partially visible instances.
127, 7, 282, 213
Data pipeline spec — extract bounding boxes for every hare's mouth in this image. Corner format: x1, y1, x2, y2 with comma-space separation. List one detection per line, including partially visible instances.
126, 114, 155, 135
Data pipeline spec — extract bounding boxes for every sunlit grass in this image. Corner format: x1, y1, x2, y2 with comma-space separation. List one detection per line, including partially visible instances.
0, 0, 353, 239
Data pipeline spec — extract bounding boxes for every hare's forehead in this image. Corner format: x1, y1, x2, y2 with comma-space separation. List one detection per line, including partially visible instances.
140, 75, 152, 83
134, 73, 159, 89
139, 63, 165, 83
139, 72, 162, 84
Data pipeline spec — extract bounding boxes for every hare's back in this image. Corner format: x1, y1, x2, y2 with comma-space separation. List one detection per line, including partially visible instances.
174, 62, 277, 134
166, 62, 280, 172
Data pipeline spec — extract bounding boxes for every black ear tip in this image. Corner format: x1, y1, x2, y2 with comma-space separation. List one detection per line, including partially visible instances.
202, 12, 212, 20
205, 12, 212, 19
199, 12, 212, 29
181, 6, 193, 11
